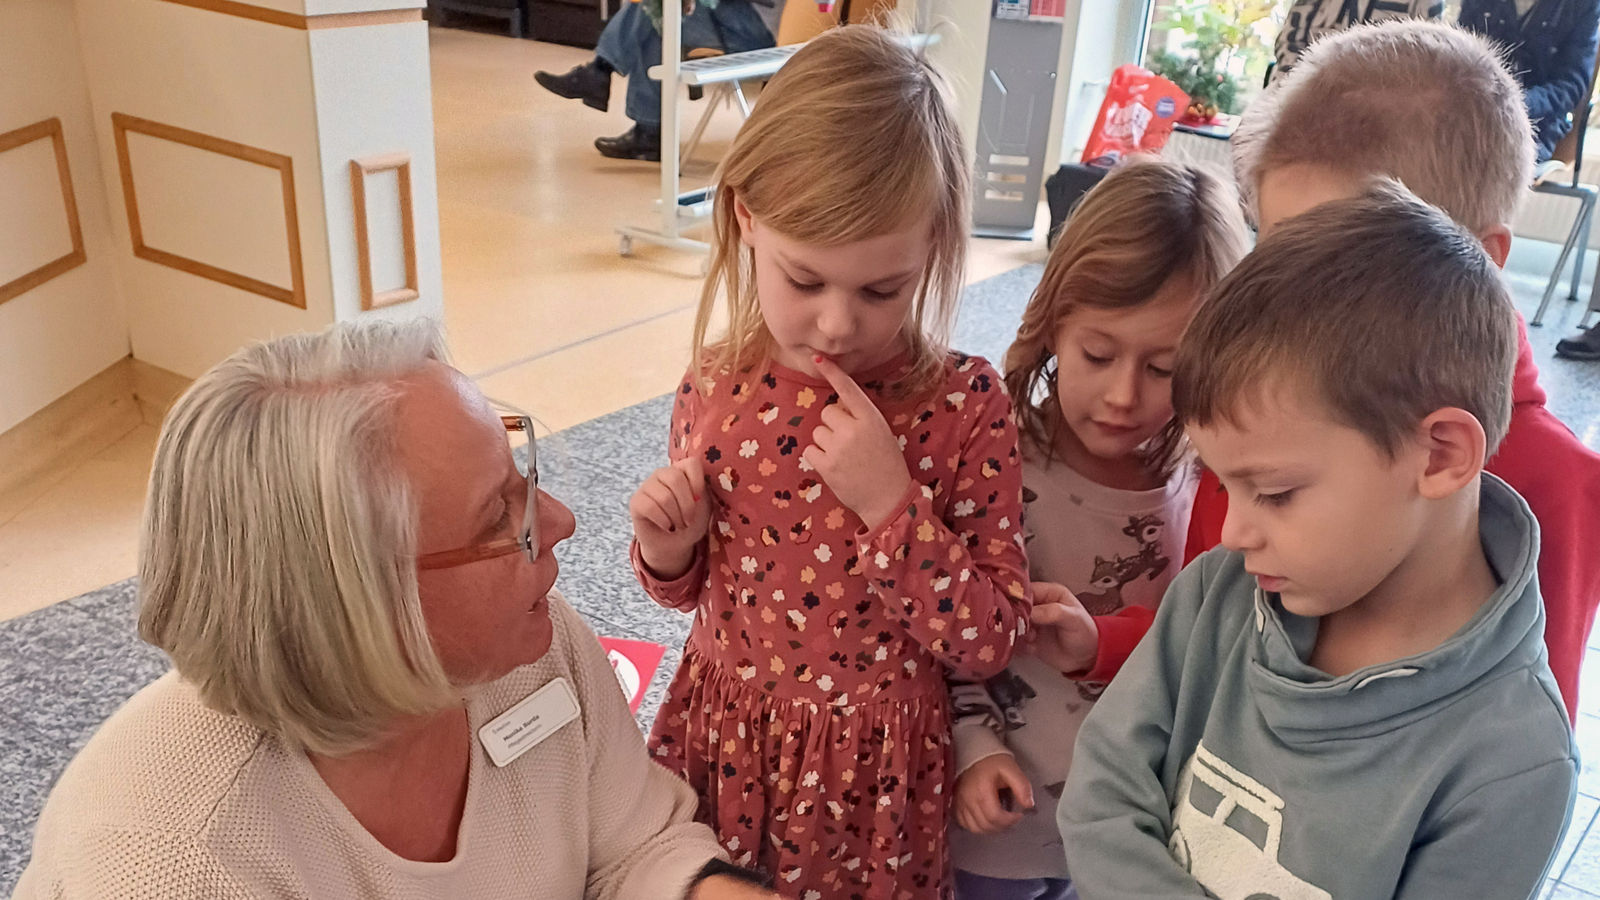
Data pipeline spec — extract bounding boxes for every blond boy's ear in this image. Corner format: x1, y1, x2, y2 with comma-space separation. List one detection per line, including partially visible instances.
1477, 225, 1512, 269
1415, 407, 1489, 501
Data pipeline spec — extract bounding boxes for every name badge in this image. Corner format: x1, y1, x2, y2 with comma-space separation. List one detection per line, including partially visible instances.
478, 677, 580, 768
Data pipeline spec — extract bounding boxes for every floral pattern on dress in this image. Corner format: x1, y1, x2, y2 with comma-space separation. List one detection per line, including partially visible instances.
633, 353, 1030, 899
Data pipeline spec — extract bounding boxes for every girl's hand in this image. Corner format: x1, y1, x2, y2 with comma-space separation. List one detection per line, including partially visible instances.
954, 753, 1035, 834
630, 456, 710, 580
803, 355, 914, 530
1028, 583, 1099, 676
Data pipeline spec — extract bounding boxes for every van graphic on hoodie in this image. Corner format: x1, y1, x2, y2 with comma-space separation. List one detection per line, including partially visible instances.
1168, 743, 1330, 900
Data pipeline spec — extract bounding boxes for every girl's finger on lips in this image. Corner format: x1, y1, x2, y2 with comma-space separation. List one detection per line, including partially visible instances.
811, 354, 873, 415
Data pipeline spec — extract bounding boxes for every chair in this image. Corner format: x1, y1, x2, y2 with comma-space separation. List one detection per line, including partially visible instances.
678, 0, 896, 168
1531, 51, 1600, 326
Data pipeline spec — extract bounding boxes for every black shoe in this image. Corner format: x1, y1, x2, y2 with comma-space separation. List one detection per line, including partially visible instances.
595, 124, 661, 162
1556, 324, 1600, 361
534, 62, 610, 113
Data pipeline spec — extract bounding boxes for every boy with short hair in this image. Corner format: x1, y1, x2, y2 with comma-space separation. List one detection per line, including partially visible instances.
1058, 183, 1577, 900
1185, 20, 1600, 723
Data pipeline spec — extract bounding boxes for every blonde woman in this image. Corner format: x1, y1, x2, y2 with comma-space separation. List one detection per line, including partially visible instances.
13, 320, 775, 900
626, 25, 1030, 899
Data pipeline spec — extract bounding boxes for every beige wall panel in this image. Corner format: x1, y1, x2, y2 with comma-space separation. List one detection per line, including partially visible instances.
0, 0, 130, 434
76, 0, 332, 378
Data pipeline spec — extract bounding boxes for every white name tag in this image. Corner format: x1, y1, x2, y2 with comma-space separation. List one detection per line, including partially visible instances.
478, 677, 580, 768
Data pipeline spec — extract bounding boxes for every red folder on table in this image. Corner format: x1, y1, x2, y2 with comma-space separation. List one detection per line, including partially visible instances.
596, 636, 668, 713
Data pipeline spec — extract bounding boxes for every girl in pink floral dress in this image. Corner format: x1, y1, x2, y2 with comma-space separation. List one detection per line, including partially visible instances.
626, 26, 1031, 900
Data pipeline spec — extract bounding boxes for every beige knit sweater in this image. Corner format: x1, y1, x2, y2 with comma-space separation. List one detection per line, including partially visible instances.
13, 593, 724, 899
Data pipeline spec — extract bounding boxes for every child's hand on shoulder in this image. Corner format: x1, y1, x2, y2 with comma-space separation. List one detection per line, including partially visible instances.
630, 456, 711, 580
1029, 583, 1100, 676
803, 355, 914, 531
954, 752, 1035, 835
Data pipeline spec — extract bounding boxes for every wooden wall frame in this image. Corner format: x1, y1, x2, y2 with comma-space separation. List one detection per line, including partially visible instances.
112, 112, 306, 309
155, 0, 422, 30
350, 153, 419, 310
0, 118, 87, 306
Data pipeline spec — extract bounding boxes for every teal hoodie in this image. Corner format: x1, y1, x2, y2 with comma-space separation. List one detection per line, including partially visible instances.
1059, 474, 1577, 899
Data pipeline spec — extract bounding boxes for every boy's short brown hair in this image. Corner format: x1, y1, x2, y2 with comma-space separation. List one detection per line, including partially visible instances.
1233, 21, 1533, 234
1173, 182, 1518, 457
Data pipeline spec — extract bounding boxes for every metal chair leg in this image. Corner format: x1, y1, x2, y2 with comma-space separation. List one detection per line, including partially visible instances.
1570, 194, 1594, 302
1533, 191, 1594, 326
680, 84, 727, 172
732, 80, 753, 118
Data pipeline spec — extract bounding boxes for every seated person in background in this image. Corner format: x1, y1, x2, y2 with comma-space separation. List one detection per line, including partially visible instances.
1458, 0, 1600, 362
1271, 0, 1441, 79
1211, 20, 1600, 724
535, 0, 778, 161
1057, 183, 1577, 900
1458, 0, 1599, 166
14, 320, 776, 900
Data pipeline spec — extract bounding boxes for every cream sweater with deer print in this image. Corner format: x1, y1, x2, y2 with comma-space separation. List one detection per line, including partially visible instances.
949, 438, 1195, 880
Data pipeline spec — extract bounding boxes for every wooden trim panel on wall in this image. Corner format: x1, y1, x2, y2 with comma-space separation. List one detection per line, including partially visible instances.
154, 0, 422, 30
112, 112, 306, 309
0, 118, 87, 306
350, 153, 419, 310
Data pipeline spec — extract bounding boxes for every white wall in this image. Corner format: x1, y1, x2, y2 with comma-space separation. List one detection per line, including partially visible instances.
1048, 0, 1141, 169
309, 19, 444, 323
0, 0, 130, 434
73, 0, 328, 378
913, 2, 991, 171
67, 0, 443, 381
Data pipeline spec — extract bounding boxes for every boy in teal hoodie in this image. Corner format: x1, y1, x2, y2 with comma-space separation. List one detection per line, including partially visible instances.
1053, 183, 1578, 899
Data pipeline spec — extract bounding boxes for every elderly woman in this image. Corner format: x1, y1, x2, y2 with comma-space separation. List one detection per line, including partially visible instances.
14, 321, 773, 899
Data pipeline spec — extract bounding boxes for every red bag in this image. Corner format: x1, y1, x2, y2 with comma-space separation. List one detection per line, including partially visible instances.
1081, 64, 1189, 167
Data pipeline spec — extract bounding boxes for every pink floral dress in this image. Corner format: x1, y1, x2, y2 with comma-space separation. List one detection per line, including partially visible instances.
632, 353, 1031, 899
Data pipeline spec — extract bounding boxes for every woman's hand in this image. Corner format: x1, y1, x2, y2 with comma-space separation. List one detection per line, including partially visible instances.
630, 456, 710, 579
1028, 582, 1099, 676
803, 355, 914, 531
953, 752, 1035, 834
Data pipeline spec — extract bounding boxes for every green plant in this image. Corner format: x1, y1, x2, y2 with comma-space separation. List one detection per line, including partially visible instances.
1147, 48, 1240, 117
1145, 0, 1280, 116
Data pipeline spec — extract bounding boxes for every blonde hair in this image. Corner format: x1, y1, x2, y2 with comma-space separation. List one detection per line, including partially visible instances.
138, 319, 456, 756
1174, 181, 1517, 457
1233, 21, 1533, 234
1003, 157, 1250, 478
691, 24, 969, 395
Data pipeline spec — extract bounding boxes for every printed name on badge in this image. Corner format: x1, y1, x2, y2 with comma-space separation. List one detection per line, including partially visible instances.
478, 677, 580, 767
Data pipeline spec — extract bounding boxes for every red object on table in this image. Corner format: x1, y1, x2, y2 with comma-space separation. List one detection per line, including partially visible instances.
597, 636, 668, 713
1080, 64, 1188, 167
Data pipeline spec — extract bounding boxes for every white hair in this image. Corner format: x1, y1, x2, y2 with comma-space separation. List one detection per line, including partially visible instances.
139, 318, 457, 756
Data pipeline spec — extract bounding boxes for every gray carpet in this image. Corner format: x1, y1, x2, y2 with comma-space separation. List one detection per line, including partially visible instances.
3, 246, 1600, 894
